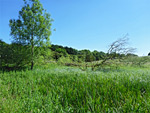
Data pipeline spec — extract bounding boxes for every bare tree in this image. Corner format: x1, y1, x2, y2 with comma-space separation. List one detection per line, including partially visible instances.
107, 36, 135, 55
92, 35, 136, 70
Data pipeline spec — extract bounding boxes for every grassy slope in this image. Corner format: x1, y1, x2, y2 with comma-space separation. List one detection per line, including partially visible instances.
0, 65, 150, 112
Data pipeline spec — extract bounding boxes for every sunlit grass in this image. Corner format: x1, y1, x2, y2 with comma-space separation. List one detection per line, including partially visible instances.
0, 65, 150, 112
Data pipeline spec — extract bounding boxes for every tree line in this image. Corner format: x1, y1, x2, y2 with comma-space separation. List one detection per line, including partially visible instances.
50, 44, 107, 62
0, 38, 139, 72
0, 39, 106, 71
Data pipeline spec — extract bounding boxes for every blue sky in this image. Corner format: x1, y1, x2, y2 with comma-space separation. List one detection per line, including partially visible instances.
0, 0, 150, 56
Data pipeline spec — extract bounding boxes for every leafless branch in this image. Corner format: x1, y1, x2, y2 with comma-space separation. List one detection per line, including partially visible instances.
92, 35, 136, 70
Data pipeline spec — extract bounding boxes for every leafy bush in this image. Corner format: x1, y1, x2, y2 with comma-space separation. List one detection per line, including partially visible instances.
58, 56, 73, 64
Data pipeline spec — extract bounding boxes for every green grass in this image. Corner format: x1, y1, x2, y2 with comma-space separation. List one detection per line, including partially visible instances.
0, 65, 150, 112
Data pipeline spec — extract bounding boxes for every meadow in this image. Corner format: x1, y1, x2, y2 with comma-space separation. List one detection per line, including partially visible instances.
0, 64, 150, 112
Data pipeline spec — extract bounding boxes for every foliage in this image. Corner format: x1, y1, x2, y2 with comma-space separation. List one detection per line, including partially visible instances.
2, 39, 147, 72
51, 44, 78, 55
50, 44, 107, 62
125, 56, 150, 67
0, 40, 8, 68
92, 50, 106, 61
40, 46, 52, 61
58, 56, 72, 64
70, 55, 78, 62
64, 46, 78, 55
0, 40, 31, 72
9, 0, 53, 70
55, 48, 68, 57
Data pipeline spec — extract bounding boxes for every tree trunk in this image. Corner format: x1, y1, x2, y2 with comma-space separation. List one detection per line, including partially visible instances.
31, 36, 34, 70
31, 60, 33, 70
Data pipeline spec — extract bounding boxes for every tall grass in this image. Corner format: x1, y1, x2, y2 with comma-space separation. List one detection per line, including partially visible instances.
0, 65, 150, 112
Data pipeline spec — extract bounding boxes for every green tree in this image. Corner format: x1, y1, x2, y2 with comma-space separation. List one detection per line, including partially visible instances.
78, 50, 95, 62
0, 40, 7, 71
0, 40, 31, 72
92, 50, 106, 61
64, 46, 78, 55
10, 43, 31, 70
9, 0, 53, 70
55, 48, 68, 57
